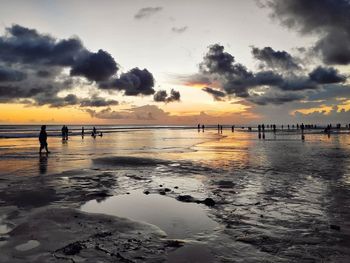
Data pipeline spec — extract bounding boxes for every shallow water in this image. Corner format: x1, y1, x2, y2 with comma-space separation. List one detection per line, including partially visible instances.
81, 190, 219, 239
1, 128, 350, 262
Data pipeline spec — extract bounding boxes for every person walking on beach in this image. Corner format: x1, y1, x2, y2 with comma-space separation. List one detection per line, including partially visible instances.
39, 125, 50, 154
197, 123, 200, 132
202, 124, 205, 132
82, 126, 85, 138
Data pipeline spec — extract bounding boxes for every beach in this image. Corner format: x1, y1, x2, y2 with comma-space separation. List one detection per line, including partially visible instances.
0, 126, 349, 262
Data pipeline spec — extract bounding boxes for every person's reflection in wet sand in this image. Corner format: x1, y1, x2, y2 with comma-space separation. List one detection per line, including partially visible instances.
39, 153, 48, 174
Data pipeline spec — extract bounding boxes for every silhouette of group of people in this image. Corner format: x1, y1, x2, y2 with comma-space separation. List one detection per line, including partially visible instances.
91, 126, 103, 138
197, 123, 205, 132
217, 124, 223, 133
38, 125, 104, 153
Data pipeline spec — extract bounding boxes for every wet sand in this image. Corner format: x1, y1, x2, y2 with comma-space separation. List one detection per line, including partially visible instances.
0, 129, 349, 262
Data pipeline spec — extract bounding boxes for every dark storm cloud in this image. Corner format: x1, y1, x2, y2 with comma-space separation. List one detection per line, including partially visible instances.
306, 84, 350, 101
48, 94, 79, 108
0, 24, 156, 108
79, 95, 119, 107
185, 44, 348, 105
0, 24, 84, 66
0, 67, 26, 82
171, 26, 188, 33
248, 91, 304, 105
280, 77, 317, 91
202, 87, 226, 101
199, 44, 236, 74
153, 89, 180, 103
134, 7, 163, 19
251, 46, 300, 71
309, 66, 346, 84
263, 0, 350, 65
100, 68, 155, 96
70, 49, 118, 82
153, 90, 167, 102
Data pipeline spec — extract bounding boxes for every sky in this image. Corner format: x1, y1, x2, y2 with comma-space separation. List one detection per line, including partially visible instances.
0, 0, 349, 125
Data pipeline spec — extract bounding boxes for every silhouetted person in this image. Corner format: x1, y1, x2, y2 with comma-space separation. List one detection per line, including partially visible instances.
220, 125, 223, 133
258, 124, 261, 139
99, 132, 103, 137
262, 124, 265, 139
197, 123, 200, 132
301, 123, 305, 140
202, 124, 205, 132
82, 126, 85, 137
273, 124, 276, 133
231, 125, 235, 132
61, 125, 66, 140
93, 126, 97, 136
39, 125, 50, 154
297, 123, 299, 130
217, 124, 220, 133
65, 126, 69, 140
287, 124, 290, 130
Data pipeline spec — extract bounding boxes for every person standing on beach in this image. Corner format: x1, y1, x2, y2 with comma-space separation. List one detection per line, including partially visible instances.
301, 123, 305, 140
202, 124, 205, 132
61, 125, 66, 140
39, 125, 50, 154
82, 126, 85, 138
65, 126, 69, 140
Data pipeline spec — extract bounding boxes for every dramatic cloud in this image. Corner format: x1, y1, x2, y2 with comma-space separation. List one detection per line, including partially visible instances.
202, 87, 226, 101
0, 24, 156, 107
309, 66, 346, 84
0, 67, 26, 82
294, 106, 350, 124
200, 44, 236, 75
248, 90, 304, 105
79, 95, 119, 107
153, 89, 180, 103
183, 44, 349, 107
134, 7, 163, 19
263, 0, 350, 65
251, 46, 300, 71
87, 105, 168, 120
86, 104, 257, 124
171, 26, 188, 33
100, 68, 155, 96
70, 50, 118, 82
